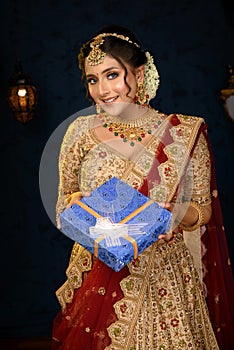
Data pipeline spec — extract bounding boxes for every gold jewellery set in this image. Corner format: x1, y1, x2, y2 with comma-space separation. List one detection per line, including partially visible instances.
97, 111, 165, 147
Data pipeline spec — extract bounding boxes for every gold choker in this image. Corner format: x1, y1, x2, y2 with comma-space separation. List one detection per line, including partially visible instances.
98, 112, 165, 147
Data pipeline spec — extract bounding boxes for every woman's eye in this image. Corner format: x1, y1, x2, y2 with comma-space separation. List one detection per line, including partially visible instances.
87, 77, 97, 85
107, 72, 118, 80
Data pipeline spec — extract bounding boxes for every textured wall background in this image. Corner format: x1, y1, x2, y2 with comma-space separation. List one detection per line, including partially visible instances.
0, 0, 233, 339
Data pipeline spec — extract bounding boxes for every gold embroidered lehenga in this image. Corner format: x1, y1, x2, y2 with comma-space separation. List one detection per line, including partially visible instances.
52, 110, 223, 349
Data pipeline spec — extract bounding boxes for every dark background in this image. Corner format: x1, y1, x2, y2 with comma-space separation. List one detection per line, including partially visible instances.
1, 0, 233, 340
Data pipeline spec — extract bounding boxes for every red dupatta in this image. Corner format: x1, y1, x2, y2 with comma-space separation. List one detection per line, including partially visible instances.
201, 132, 234, 349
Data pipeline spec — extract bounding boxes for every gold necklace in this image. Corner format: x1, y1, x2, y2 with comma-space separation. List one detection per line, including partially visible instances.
98, 111, 165, 147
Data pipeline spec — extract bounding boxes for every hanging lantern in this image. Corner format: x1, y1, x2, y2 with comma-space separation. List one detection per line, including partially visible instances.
8, 62, 38, 124
220, 65, 234, 123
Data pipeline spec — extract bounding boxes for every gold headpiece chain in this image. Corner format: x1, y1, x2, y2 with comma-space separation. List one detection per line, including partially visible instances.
87, 33, 140, 66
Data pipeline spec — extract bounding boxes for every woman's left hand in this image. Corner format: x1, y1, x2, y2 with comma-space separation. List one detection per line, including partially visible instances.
158, 230, 177, 245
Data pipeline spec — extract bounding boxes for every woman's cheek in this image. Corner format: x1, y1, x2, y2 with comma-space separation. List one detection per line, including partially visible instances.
111, 80, 127, 94
88, 86, 97, 101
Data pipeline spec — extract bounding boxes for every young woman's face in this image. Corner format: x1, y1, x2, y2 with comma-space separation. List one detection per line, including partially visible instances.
85, 55, 144, 108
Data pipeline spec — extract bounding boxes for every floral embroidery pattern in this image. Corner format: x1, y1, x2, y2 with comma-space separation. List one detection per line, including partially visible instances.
160, 321, 167, 330
99, 151, 107, 158
164, 166, 172, 177
114, 327, 121, 337
171, 317, 179, 327
112, 291, 117, 298
131, 257, 140, 268
98, 287, 106, 295
183, 274, 191, 283
175, 127, 183, 137
120, 303, 127, 315
158, 287, 167, 297
125, 280, 134, 292
159, 345, 166, 350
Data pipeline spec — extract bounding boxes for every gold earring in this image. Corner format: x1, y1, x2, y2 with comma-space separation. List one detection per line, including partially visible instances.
134, 82, 149, 106
96, 104, 102, 114
96, 103, 105, 114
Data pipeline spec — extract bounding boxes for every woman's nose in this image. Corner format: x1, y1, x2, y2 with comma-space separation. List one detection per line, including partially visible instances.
98, 79, 110, 97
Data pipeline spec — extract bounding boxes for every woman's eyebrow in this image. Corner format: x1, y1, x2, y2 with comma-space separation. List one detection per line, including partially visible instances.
102, 66, 119, 74
86, 66, 119, 78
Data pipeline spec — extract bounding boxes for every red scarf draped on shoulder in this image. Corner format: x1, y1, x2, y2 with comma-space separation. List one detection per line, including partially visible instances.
201, 131, 234, 349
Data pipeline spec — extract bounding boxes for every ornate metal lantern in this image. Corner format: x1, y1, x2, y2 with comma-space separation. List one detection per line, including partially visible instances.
220, 65, 234, 123
8, 62, 38, 124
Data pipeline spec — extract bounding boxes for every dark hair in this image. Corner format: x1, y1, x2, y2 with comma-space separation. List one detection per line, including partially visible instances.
78, 25, 147, 101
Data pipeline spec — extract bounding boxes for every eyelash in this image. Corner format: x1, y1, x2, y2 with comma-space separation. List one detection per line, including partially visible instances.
107, 72, 118, 80
87, 78, 97, 85
87, 72, 119, 85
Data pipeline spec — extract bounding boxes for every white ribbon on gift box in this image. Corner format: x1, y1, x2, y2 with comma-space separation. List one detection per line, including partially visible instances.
89, 217, 148, 247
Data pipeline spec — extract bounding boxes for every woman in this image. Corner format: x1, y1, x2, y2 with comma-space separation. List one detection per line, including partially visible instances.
52, 25, 233, 349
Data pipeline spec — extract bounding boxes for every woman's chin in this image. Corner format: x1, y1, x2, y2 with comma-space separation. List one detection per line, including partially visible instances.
99, 101, 139, 118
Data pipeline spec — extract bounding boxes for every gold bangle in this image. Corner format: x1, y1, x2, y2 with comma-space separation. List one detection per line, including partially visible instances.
179, 201, 204, 232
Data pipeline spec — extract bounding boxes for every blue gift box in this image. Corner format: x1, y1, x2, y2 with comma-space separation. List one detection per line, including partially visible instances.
60, 177, 172, 272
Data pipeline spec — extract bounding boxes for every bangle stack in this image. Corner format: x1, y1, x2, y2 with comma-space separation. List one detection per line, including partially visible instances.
179, 201, 204, 232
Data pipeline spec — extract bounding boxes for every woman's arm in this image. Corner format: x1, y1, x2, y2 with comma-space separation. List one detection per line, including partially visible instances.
56, 117, 88, 226
158, 129, 212, 243
179, 130, 212, 231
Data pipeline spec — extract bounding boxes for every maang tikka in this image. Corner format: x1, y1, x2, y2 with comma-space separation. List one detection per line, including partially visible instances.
87, 36, 106, 66
87, 33, 140, 66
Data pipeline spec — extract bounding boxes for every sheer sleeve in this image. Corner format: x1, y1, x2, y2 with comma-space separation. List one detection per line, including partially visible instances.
56, 116, 89, 225
179, 129, 212, 281
184, 130, 212, 206
54, 116, 97, 309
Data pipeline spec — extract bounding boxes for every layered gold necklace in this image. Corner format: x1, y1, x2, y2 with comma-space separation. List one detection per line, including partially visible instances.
98, 110, 165, 147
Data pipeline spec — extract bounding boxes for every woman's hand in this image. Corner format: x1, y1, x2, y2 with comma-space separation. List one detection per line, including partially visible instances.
57, 191, 91, 230
65, 191, 91, 208
158, 230, 177, 245
158, 202, 175, 212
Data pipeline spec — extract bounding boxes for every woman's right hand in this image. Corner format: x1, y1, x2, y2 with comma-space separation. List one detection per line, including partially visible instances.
57, 191, 90, 230
65, 191, 90, 208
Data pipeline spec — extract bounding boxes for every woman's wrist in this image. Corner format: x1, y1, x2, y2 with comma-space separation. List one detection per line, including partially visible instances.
179, 201, 204, 232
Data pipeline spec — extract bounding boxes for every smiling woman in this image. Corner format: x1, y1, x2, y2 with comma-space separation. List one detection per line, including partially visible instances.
51, 25, 234, 350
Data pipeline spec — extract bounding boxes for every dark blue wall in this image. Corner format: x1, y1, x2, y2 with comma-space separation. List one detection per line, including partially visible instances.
1, 0, 233, 339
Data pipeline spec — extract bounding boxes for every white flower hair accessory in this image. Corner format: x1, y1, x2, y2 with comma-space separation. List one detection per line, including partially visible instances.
144, 51, 160, 101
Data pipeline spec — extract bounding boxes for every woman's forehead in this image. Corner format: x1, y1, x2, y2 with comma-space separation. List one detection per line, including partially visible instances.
85, 55, 126, 75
